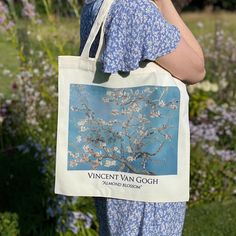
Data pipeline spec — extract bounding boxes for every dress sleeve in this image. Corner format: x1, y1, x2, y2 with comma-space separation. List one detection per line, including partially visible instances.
99, 0, 181, 74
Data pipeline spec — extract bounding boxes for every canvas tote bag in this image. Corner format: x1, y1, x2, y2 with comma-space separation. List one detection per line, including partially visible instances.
54, 0, 190, 202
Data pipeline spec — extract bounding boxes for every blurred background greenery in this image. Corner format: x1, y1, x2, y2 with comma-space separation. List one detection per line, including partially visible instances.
0, 0, 236, 235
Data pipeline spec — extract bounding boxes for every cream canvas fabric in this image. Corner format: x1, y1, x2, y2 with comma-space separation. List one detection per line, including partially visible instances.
54, 0, 190, 202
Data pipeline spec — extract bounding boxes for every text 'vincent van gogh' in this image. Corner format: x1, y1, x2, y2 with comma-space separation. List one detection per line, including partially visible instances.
88, 172, 159, 185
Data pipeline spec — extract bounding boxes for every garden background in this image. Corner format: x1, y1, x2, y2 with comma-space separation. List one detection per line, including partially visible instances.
0, 0, 236, 235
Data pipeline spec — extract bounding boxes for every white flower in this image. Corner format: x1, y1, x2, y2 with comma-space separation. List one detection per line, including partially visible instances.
2, 69, 10, 75
219, 78, 228, 89
113, 146, 119, 151
159, 100, 165, 107
102, 97, 109, 103
127, 156, 135, 162
164, 133, 172, 140
76, 135, 82, 143
83, 144, 90, 152
150, 110, 160, 118
77, 120, 86, 126
169, 104, 177, 110
94, 151, 102, 158
196, 21, 204, 28
133, 139, 140, 145
0, 116, 4, 124
188, 80, 219, 93
121, 109, 129, 115
111, 109, 119, 116
144, 87, 151, 93
68, 150, 76, 158
104, 160, 116, 167
33, 68, 39, 74
106, 90, 113, 96
127, 146, 132, 153
139, 129, 147, 136
97, 119, 106, 125
80, 126, 87, 132
70, 159, 78, 167
39, 100, 46, 107
36, 34, 42, 41
99, 142, 106, 148
131, 103, 141, 112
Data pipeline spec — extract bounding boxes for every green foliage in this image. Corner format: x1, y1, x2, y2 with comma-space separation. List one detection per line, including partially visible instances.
188, 90, 209, 118
0, 212, 20, 236
189, 147, 236, 207
0, 35, 19, 98
0, 143, 57, 235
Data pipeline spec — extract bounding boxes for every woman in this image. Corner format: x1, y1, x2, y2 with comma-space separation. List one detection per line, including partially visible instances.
79, 0, 205, 235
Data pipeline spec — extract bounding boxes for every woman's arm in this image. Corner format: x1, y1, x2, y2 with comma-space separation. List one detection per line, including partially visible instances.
153, 0, 206, 85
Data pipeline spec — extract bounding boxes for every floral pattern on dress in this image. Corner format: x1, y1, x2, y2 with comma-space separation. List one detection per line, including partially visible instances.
79, 0, 186, 235
94, 197, 187, 236
79, 0, 181, 74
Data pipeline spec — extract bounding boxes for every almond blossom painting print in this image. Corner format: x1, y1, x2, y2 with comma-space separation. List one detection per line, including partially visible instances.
67, 84, 180, 176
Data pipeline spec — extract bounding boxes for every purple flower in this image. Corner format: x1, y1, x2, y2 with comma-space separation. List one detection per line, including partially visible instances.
21, 0, 36, 20
46, 206, 55, 217
70, 224, 79, 234
0, 2, 9, 14
6, 21, 15, 30
72, 211, 93, 229
0, 16, 5, 24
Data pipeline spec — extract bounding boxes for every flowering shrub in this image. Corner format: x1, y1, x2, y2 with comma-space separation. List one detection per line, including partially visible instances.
196, 20, 236, 104
0, 1, 97, 235
188, 97, 236, 206
186, 20, 236, 206
0, 1, 15, 33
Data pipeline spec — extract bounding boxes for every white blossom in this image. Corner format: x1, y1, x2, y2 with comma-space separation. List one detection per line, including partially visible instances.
127, 156, 135, 162
104, 160, 116, 167
76, 135, 82, 143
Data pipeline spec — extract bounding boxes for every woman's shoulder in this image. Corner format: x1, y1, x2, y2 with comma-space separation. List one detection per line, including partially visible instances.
82, 0, 160, 17
108, 0, 160, 15
81, 0, 163, 35
81, 0, 181, 74
102, 0, 164, 34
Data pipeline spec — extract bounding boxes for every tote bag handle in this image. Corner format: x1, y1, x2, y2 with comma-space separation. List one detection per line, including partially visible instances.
80, 0, 114, 61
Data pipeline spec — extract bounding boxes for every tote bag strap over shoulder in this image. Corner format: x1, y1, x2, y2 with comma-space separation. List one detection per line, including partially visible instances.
80, 0, 114, 61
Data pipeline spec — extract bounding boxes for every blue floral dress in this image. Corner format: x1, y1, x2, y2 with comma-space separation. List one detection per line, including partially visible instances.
79, 0, 187, 235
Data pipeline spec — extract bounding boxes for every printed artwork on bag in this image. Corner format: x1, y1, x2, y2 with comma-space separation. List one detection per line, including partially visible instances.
67, 84, 180, 176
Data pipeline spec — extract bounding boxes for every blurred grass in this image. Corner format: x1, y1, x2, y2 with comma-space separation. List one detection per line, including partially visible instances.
183, 197, 236, 236
0, 34, 19, 98
182, 10, 236, 37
